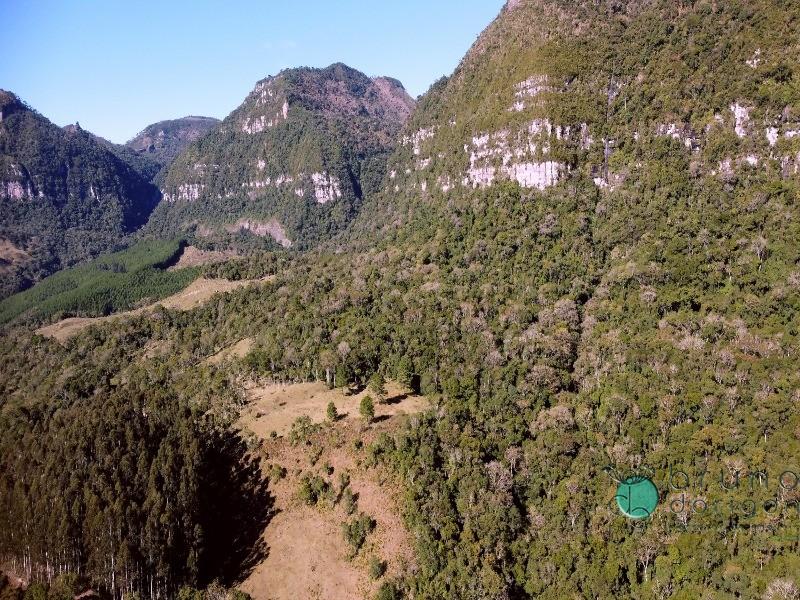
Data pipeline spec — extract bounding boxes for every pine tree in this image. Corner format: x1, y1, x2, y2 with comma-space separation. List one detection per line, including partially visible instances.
359, 396, 375, 424
326, 401, 338, 422
368, 373, 387, 404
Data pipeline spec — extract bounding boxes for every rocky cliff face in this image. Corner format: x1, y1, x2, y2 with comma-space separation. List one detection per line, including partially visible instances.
146, 63, 415, 249
364, 0, 800, 231
0, 90, 160, 298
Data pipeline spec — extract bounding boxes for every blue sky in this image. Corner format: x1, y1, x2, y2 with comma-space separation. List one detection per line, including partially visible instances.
1, 0, 504, 143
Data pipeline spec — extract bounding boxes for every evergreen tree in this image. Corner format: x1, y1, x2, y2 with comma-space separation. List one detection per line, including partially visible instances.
359, 396, 375, 424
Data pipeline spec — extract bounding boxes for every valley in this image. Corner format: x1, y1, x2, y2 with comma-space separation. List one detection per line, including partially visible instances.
3, 0, 800, 598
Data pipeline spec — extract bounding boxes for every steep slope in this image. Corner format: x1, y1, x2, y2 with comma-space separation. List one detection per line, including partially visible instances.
145, 63, 415, 249
0, 91, 161, 299
125, 116, 220, 171
3, 2, 800, 599
90, 131, 164, 182
356, 0, 800, 238
85, 116, 220, 187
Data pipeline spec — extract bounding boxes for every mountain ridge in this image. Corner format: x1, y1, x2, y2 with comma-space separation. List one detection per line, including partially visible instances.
145, 62, 415, 249
125, 115, 220, 169
0, 90, 161, 298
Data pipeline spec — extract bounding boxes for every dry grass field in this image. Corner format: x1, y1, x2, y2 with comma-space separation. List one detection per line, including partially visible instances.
237, 382, 426, 600
37, 277, 268, 342
239, 380, 429, 438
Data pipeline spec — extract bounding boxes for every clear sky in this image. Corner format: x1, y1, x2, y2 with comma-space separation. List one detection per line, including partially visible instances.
1, 0, 505, 143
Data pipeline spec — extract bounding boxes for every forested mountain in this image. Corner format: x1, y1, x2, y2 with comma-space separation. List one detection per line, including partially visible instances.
0, 91, 161, 299
144, 63, 415, 249
126, 116, 220, 168
89, 133, 165, 184
3, 0, 800, 599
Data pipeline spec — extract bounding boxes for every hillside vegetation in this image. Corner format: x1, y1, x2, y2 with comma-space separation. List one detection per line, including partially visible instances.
0, 91, 161, 299
3, 1, 800, 599
0, 239, 198, 325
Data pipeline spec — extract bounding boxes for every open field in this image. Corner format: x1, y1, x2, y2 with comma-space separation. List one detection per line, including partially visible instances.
167, 245, 239, 270
240, 380, 429, 438
37, 277, 267, 342
237, 382, 425, 600
0, 239, 30, 275
206, 338, 255, 365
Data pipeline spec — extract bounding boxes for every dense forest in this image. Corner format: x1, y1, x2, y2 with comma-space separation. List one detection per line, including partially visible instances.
2, 0, 800, 598
0, 327, 265, 600
0, 91, 161, 299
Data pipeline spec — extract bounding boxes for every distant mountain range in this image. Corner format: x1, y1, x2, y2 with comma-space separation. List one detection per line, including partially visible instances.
145, 63, 415, 249
0, 90, 160, 299
126, 116, 220, 167
0, 65, 415, 295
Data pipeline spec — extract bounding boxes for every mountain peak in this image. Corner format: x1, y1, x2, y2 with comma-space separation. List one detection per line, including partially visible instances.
149, 64, 415, 249
125, 116, 220, 166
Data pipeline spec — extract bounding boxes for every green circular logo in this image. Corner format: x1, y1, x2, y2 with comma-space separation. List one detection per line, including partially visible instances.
615, 476, 659, 519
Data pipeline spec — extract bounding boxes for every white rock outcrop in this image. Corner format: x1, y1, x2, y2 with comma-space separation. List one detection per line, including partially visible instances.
463, 118, 570, 189
746, 49, 762, 68
311, 172, 342, 204
767, 127, 779, 147
242, 99, 290, 134
402, 127, 436, 155
1, 180, 29, 200
165, 183, 204, 202
730, 103, 751, 138
502, 161, 563, 190
656, 123, 698, 149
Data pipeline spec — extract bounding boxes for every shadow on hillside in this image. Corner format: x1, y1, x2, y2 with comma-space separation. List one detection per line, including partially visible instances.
384, 392, 409, 405
200, 430, 275, 586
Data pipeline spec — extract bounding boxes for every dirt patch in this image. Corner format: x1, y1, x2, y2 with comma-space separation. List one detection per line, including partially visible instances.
206, 338, 255, 365
0, 238, 30, 274
238, 396, 422, 600
36, 277, 271, 342
167, 245, 238, 271
240, 381, 429, 438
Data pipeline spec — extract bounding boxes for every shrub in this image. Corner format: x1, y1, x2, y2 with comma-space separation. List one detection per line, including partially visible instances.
268, 463, 287, 481
298, 474, 330, 506
368, 556, 387, 580
326, 401, 339, 421
375, 582, 402, 600
289, 416, 319, 445
23, 584, 47, 600
342, 512, 376, 557
368, 373, 387, 403
360, 395, 375, 423
341, 486, 358, 515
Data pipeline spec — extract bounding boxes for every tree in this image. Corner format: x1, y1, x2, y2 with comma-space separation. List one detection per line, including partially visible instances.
360, 395, 375, 424
396, 356, 414, 389
369, 373, 387, 404
326, 401, 339, 422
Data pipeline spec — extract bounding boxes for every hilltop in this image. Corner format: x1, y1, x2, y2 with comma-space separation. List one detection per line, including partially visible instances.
145, 63, 415, 249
